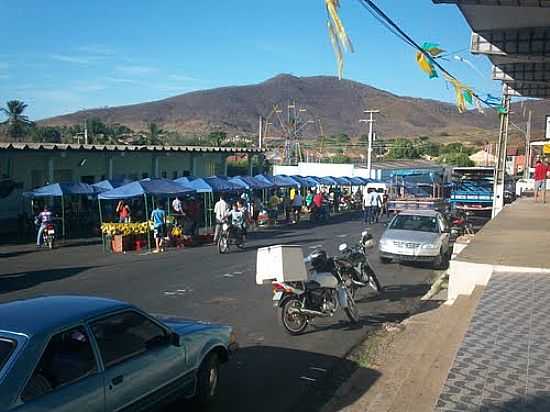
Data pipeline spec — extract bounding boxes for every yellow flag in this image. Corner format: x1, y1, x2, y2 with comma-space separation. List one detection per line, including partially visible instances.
544, 144, 550, 154
416, 52, 437, 78
325, 0, 353, 79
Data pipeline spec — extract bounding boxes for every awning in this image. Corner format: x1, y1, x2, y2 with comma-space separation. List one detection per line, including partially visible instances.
229, 176, 273, 190
255, 174, 298, 188
92, 179, 133, 192
98, 178, 195, 200
175, 176, 242, 193
24, 182, 97, 198
288, 175, 318, 188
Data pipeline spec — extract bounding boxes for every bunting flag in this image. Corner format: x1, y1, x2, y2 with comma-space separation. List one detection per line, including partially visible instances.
443, 73, 474, 113
473, 95, 485, 114
325, 0, 353, 79
415, 42, 444, 79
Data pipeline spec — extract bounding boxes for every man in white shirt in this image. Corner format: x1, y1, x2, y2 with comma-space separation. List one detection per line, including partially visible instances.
213, 195, 230, 242
363, 189, 381, 224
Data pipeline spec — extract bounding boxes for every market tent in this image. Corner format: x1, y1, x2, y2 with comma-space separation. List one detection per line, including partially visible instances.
92, 179, 132, 192
204, 176, 243, 192
256, 174, 298, 188
331, 176, 352, 186
23, 182, 97, 198
288, 175, 317, 189
174, 177, 212, 193
349, 177, 367, 186
308, 176, 336, 186
229, 176, 272, 190
23, 182, 99, 239
98, 178, 194, 200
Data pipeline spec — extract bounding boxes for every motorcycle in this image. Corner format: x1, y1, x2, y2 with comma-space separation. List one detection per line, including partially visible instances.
217, 219, 245, 254
272, 249, 359, 335
447, 210, 474, 238
336, 231, 381, 297
42, 223, 56, 249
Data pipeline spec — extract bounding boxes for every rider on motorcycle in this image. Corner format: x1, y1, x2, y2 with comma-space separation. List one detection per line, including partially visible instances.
35, 206, 53, 247
229, 202, 246, 241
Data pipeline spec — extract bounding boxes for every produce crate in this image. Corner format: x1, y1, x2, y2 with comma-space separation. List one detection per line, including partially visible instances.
112, 235, 134, 253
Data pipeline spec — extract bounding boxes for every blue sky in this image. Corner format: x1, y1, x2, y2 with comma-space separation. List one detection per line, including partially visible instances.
0, 0, 501, 120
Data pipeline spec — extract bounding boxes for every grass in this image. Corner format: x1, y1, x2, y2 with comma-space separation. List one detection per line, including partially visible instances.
349, 330, 389, 368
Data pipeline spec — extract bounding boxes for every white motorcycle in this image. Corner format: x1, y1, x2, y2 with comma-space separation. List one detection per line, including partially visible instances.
272, 249, 359, 335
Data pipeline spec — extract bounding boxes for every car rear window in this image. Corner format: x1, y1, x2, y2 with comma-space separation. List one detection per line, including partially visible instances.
0, 338, 16, 370
390, 215, 439, 233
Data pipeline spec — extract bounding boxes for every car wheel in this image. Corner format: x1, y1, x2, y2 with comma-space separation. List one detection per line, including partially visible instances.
194, 352, 220, 407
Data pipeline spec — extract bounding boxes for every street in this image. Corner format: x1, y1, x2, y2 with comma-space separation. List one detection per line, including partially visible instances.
0, 213, 441, 411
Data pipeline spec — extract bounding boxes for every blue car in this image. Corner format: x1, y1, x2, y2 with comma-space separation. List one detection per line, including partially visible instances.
0, 296, 237, 411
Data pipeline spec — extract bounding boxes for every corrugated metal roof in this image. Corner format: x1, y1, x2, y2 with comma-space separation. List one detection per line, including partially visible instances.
0, 142, 264, 154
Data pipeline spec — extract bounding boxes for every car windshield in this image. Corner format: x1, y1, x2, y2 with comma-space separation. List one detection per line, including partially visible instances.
0, 338, 16, 371
389, 215, 439, 233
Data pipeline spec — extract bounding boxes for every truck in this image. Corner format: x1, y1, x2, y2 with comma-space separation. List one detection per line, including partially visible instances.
449, 167, 494, 214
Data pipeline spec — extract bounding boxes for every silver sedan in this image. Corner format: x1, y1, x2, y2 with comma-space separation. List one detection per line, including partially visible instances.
378, 210, 452, 269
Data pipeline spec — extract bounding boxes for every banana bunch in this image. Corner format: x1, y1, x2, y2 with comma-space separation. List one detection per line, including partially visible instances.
101, 222, 151, 236
171, 226, 182, 237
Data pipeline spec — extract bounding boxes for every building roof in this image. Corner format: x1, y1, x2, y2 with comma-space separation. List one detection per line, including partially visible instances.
0, 142, 263, 154
369, 159, 441, 170
0, 296, 129, 337
433, 0, 550, 98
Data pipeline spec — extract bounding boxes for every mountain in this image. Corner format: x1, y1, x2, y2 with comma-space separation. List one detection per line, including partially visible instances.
41, 74, 538, 143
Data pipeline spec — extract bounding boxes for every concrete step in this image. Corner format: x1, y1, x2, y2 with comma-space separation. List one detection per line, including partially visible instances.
339, 287, 483, 412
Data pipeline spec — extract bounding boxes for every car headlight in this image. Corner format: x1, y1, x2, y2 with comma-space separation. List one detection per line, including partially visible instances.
379, 238, 388, 247
421, 243, 438, 249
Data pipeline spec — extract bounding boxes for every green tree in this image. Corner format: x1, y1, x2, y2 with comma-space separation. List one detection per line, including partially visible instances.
147, 122, 165, 145
207, 131, 227, 147
336, 133, 350, 143
386, 138, 419, 159
1, 100, 33, 140
438, 152, 474, 167
30, 126, 62, 143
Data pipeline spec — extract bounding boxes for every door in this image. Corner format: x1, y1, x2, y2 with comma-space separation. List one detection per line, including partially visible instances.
90, 310, 189, 412
18, 326, 104, 412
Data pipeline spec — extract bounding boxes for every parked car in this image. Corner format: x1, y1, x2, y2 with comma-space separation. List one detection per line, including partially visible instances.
378, 210, 452, 269
0, 296, 237, 411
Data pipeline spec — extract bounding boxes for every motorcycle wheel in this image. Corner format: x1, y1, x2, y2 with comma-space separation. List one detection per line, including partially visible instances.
278, 297, 309, 336
344, 291, 360, 324
363, 266, 381, 293
217, 235, 229, 254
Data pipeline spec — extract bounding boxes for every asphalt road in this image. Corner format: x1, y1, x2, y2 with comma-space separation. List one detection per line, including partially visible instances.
0, 213, 441, 412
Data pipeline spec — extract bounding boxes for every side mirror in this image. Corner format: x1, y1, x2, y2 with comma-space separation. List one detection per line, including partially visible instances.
338, 243, 348, 252
171, 332, 183, 347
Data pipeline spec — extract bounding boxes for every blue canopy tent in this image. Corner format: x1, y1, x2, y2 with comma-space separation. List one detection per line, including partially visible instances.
23, 182, 98, 238
256, 174, 298, 188
98, 179, 195, 250
330, 176, 351, 186
92, 179, 132, 192
287, 175, 317, 189
307, 176, 336, 186
228, 176, 272, 190
349, 177, 367, 186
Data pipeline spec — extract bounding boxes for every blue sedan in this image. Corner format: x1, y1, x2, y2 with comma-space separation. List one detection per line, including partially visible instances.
0, 296, 237, 411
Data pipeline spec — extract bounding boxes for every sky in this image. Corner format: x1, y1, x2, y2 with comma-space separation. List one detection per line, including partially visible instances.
0, 0, 501, 120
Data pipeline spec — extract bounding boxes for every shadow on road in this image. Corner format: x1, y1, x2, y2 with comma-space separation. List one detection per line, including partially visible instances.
359, 283, 431, 303
0, 266, 95, 295
170, 345, 381, 412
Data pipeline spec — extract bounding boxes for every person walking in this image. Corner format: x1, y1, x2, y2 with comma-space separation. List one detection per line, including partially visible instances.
362, 189, 372, 224
35, 206, 53, 247
150, 203, 166, 253
534, 158, 548, 203
292, 191, 303, 223
213, 195, 229, 242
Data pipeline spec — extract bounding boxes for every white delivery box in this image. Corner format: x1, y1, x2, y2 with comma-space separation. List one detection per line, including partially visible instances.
256, 245, 308, 285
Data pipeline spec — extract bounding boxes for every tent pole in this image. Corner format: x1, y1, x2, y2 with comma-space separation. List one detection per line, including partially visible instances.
61, 196, 66, 239
144, 194, 151, 251
98, 198, 105, 252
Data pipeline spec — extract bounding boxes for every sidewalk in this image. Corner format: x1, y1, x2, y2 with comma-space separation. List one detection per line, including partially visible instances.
323, 198, 550, 411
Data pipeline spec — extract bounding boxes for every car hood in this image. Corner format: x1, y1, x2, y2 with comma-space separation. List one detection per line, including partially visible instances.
382, 229, 440, 244
153, 314, 225, 335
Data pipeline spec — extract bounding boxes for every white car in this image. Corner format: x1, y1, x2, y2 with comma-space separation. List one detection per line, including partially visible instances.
378, 210, 452, 269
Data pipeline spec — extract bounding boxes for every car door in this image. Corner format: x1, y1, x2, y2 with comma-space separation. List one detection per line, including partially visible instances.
89, 310, 189, 412
16, 326, 104, 412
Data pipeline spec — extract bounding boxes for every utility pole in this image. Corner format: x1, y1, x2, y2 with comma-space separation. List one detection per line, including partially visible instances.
258, 116, 263, 149
359, 110, 380, 178
523, 110, 532, 179
492, 93, 511, 219
84, 120, 89, 145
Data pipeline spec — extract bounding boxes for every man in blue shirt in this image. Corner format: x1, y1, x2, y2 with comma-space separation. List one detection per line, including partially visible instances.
151, 203, 166, 253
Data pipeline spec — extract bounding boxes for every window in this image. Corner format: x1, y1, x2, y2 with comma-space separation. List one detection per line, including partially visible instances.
21, 327, 97, 402
0, 338, 16, 371
389, 215, 439, 233
91, 311, 168, 369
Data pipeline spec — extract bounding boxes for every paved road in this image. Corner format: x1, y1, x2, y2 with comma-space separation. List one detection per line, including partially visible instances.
0, 213, 440, 411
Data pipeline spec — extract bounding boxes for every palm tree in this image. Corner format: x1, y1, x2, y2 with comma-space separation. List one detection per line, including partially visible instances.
147, 122, 165, 145
1, 100, 33, 141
